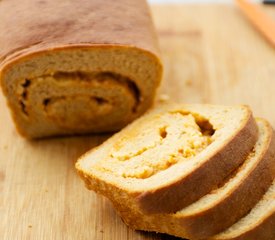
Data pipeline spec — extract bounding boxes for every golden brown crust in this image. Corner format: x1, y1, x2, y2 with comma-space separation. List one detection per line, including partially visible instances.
137, 113, 258, 214
173, 125, 275, 239
215, 213, 275, 240
0, 0, 160, 67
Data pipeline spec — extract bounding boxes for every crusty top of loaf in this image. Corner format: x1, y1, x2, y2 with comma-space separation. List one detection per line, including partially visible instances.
0, 0, 160, 67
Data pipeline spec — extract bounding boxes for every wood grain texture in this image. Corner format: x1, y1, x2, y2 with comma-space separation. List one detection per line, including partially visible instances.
1, 4, 275, 240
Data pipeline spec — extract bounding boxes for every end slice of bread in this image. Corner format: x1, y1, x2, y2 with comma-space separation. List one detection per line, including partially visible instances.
76, 103, 258, 214
212, 178, 275, 240
114, 118, 275, 239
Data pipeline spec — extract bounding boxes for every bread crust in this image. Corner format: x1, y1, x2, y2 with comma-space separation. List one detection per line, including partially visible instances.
213, 212, 275, 240
171, 120, 275, 238
0, 0, 161, 66
137, 112, 258, 214
169, 120, 275, 239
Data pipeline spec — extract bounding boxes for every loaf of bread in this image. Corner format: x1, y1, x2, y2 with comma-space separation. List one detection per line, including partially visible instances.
76, 104, 258, 214
111, 118, 275, 239
0, 0, 162, 138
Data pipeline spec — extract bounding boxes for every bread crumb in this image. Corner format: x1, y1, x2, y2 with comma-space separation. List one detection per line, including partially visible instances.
185, 79, 193, 86
159, 94, 170, 102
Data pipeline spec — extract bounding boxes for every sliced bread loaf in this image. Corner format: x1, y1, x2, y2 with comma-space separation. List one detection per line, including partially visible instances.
113, 118, 275, 239
0, 0, 162, 138
212, 178, 275, 240
76, 104, 258, 214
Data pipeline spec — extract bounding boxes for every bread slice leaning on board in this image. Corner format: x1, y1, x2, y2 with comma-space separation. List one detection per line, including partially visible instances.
76, 104, 258, 214
0, 0, 162, 138
110, 118, 275, 239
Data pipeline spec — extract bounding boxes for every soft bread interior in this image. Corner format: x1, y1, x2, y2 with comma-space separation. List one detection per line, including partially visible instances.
1, 46, 162, 138
96, 111, 213, 179
18, 71, 138, 130
77, 104, 253, 192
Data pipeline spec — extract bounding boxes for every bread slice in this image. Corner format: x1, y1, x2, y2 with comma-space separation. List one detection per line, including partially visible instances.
212, 178, 275, 240
0, 0, 162, 138
113, 118, 275, 239
76, 104, 258, 214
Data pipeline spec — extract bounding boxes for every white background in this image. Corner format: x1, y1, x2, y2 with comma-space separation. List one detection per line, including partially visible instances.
148, 0, 231, 3
148, 0, 260, 3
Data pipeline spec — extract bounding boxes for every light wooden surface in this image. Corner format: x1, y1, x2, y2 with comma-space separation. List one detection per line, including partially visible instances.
1, 4, 275, 240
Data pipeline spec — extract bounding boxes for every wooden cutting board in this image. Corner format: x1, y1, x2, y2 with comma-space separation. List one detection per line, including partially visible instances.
1, 4, 275, 240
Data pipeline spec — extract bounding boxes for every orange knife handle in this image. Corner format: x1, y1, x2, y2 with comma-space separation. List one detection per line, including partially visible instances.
236, 0, 275, 46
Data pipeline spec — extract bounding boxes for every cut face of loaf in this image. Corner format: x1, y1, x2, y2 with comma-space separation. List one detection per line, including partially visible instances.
113, 119, 275, 239
212, 179, 275, 240
0, 0, 162, 138
0, 48, 162, 138
76, 104, 258, 214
